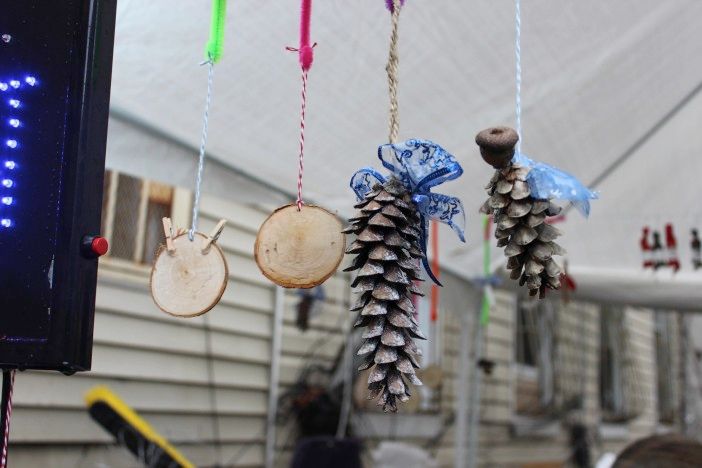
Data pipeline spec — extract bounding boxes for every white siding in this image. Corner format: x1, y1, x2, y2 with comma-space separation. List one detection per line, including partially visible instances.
8, 194, 342, 468
6, 185, 681, 467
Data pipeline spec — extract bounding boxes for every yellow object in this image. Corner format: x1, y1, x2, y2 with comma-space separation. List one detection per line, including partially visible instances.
84, 386, 194, 468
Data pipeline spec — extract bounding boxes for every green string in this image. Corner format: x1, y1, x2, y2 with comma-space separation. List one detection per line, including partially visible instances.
205, 0, 227, 63
480, 215, 491, 326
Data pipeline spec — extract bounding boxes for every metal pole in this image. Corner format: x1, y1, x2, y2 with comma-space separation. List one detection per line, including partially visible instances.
336, 275, 354, 439
203, 314, 222, 463
454, 307, 472, 468
678, 311, 689, 435
265, 286, 285, 468
466, 310, 485, 468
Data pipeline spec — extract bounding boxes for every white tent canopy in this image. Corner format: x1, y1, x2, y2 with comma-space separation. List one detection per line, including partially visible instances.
106, 0, 702, 308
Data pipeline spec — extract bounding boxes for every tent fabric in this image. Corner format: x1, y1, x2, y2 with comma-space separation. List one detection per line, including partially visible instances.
107, 1, 702, 305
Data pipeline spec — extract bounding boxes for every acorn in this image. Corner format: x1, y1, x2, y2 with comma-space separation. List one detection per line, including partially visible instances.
475, 126, 519, 169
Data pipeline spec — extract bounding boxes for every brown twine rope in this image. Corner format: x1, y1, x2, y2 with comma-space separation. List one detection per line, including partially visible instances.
387, 0, 401, 144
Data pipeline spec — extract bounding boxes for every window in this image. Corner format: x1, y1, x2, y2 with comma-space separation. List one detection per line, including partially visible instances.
600, 307, 625, 420
599, 306, 644, 422
551, 302, 589, 413
654, 311, 677, 424
101, 171, 174, 264
514, 299, 555, 416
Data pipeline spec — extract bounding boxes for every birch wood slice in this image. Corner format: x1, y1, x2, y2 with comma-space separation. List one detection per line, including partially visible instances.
255, 204, 345, 288
150, 231, 228, 318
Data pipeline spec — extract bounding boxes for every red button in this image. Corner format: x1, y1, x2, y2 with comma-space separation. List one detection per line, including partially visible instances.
91, 236, 109, 256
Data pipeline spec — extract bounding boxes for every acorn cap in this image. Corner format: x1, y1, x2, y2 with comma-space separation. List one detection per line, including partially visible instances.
475, 127, 519, 168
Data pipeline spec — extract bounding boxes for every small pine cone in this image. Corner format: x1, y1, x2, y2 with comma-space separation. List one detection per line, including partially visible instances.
476, 127, 566, 299
343, 178, 425, 412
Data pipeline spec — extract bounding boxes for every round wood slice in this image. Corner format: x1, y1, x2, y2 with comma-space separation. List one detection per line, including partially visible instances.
255, 204, 345, 288
150, 231, 228, 318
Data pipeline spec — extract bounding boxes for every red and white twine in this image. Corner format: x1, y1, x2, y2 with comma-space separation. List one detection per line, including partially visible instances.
289, 0, 314, 211
296, 69, 309, 211
1, 370, 16, 468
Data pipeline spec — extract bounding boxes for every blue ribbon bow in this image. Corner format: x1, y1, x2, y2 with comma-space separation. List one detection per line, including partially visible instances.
350, 139, 465, 285
513, 153, 598, 217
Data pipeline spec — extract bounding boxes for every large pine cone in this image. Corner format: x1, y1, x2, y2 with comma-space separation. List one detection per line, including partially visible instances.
476, 127, 565, 298
343, 178, 425, 412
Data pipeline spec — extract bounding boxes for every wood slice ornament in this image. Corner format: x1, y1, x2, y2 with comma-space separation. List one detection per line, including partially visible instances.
151, 218, 228, 317
255, 204, 345, 288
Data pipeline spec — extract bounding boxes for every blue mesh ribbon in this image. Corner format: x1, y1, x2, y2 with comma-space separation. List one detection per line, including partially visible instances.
350, 139, 465, 285
512, 153, 598, 217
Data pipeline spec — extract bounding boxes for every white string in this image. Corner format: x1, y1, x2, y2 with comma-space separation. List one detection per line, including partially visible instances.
515, 0, 522, 155
189, 58, 215, 241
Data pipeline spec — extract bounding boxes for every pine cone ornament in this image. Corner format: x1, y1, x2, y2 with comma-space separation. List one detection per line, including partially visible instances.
477, 127, 565, 298
343, 177, 426, 412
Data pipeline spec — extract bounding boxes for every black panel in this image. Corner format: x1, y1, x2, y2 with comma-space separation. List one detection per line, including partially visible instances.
0, 0, 117, 372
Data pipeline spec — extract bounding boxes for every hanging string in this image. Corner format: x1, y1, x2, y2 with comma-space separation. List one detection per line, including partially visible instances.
189, 0, 226, 240
296, 70, 309, 211
189, 58, 215, 241
0, 370, 16, 468
514, 0, 522, 155
430, 220, 440, 322
480, 215, 493, 326
387, 0, 401, 143
289, 0, 315, 211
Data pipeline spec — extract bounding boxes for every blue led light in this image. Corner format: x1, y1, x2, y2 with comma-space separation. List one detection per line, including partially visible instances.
2, 72, 37, 234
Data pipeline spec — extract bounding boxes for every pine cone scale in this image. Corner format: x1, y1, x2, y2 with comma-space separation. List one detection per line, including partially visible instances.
361, 299, 388, 316
357, 339, 379, 355
387, 309, 413, 327
372, 283, 400, 301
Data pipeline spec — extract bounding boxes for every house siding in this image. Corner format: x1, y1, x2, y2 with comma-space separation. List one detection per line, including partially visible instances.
6, 185, 682, 467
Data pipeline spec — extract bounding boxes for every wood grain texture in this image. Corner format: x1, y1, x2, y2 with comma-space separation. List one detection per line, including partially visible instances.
254, 204, 345, 288
150, 231, 228, 317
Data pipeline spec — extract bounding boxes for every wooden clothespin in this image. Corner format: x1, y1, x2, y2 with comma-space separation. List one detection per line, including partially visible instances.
151, 217, 229, 318
202, 219, 226, 253
162, 217, 176, 253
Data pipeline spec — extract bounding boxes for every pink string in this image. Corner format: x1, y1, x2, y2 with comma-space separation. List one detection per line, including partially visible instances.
289, 0, 314, 210
296, 70, 308, 211
1, 370, 16, 468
